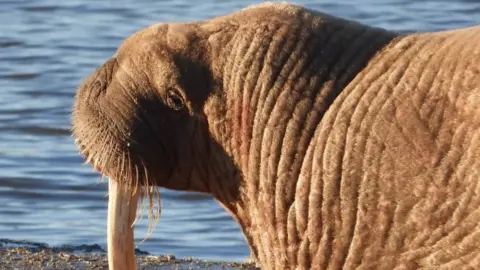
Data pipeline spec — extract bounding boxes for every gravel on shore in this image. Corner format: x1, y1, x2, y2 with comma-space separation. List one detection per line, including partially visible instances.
0, 239, 258, 270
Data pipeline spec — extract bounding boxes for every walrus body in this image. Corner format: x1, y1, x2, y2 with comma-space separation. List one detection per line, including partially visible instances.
72, 3, 480, 269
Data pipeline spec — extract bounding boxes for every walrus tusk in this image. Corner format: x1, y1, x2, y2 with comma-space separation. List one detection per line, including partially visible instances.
107, 179, 139, 270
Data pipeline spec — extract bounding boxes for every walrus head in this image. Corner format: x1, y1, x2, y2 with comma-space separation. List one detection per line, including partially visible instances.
72, 20, 242, 269
74, 22, 217, 188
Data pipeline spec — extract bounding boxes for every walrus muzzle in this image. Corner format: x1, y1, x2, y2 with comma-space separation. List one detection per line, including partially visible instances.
107, 179, 139, 270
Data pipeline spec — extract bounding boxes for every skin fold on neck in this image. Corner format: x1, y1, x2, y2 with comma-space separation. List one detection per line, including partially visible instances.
200, 9, 399, 267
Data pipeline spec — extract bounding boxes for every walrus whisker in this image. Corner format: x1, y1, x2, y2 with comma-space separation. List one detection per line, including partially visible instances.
145, 191, 156, 241
119, 152, 126, 183
98, 135, 113, 168
132, 190, 145, 227
153, 190, 161, 231
96, 131, 111, 167
135, 164, 148, 224
124, 152, 131, 186
132, 172, 139, 197
133, 164, 140, 196
97, 174, 106, 185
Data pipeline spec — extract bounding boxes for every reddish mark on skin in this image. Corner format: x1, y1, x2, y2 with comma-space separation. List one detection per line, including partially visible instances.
232, 99, 243, 153
231, 96, 253, 169
240, 102, 253, 169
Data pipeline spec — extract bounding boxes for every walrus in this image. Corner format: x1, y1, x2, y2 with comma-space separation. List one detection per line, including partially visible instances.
72, 2, 480, 269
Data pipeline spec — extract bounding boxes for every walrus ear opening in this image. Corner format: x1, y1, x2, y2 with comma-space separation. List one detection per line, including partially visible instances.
166, 24, 197, 52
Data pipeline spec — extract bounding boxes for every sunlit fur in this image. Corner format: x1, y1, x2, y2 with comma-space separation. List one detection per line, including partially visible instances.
72, 2, 480, 269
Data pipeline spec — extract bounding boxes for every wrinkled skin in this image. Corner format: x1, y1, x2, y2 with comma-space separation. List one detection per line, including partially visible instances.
72, 3, 480, 270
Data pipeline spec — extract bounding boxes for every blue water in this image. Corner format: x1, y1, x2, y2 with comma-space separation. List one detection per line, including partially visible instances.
0, 0, 479, 262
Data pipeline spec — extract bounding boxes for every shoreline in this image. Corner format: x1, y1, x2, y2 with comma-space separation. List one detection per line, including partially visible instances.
0, 239, 258, 270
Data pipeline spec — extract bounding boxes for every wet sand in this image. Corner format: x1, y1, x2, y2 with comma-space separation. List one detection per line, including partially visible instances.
0, 240, 258, 270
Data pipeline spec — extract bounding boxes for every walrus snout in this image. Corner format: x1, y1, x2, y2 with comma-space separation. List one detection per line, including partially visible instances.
72, 57, 127, 179
75, 57, 117, 104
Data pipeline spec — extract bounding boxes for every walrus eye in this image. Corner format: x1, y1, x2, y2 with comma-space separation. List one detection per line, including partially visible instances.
166, 89, 185, 111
